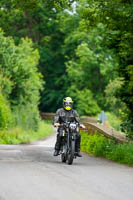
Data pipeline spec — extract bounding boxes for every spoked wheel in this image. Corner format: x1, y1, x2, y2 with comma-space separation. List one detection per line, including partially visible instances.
67, 140, 75, 165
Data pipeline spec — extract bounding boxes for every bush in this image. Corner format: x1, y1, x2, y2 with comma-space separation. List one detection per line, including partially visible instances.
120, 120, 133, 139
81, 131, 133, 166
0, 30, 43, 131
0, 120, 53, 144
12, 104, 40, 131
106, 112, 122, 131
0, 93, 12, 129
106, 143, 133, 165
81, 132, 108, 156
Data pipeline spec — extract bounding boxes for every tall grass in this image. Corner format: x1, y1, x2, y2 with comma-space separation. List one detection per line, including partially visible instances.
0, 120, 53, 144
106, 112, 122, 131
81, 131, 133, 166
12, 105, 40, 131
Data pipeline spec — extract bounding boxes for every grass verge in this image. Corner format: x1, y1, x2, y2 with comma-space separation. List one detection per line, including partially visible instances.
81, 131, 133, 166
106, 112, 122, 131
0, 120, 53, 144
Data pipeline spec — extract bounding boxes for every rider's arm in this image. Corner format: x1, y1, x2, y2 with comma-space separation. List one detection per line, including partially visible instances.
73, 110, 81, 125
73, 110, 85, 129
53, 109, 61, 126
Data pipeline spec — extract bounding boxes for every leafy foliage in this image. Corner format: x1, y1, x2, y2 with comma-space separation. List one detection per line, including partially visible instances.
106, 112, 122, 131
81, 131, 133, 165
81, 132, 108, 156
0, 30, 42, 106
105, 78, 127, 115
0, 29, 43, 130
121, 120, 133, 140
0, 120, 53, 144
0, 0, 133, 136
0, 93, 12, 129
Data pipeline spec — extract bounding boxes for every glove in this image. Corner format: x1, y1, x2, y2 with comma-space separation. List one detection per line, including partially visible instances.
80, 124, 86, 129
54, 123, 60, 127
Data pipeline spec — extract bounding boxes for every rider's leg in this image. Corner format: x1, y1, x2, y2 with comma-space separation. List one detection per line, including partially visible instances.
75, 132, 82, 157
54, 127, 64, 156
54, 133, 61, 156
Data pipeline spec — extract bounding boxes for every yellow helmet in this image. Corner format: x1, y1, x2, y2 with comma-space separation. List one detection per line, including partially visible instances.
63, 97, 73, 111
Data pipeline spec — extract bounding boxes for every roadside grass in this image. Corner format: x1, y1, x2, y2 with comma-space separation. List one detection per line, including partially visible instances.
0, 120, 53, 144
81, 131, 133, 166
106, 112, 122, 131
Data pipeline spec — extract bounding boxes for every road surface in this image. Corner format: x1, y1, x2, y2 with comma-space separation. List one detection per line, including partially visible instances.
0, 129, 133, 200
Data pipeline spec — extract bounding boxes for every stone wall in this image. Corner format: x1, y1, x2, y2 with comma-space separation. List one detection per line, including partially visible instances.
40, 112, 55, 120
82, 122, 126, 143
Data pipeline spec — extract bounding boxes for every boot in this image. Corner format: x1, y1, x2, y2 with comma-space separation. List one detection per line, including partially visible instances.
54, 133, 61, 156
76, 151, 82, 157
53, 150, 59, 156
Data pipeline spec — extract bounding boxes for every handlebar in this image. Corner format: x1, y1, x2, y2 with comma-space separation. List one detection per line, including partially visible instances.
54, 122, 85, 128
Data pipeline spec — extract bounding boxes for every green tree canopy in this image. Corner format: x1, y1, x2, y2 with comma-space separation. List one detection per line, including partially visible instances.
0, 29, 43, 130
0, 0, 133, 133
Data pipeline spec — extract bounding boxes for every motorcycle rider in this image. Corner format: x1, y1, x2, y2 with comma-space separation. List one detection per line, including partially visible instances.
53, 97, 85, 157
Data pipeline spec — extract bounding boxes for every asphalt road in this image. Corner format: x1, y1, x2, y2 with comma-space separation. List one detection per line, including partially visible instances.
0, 131, 133, 200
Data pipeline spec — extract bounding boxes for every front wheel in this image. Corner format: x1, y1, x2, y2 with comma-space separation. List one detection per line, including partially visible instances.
61, 143, 67, 163
67, 140, 75, 165
61, 153, 66, 163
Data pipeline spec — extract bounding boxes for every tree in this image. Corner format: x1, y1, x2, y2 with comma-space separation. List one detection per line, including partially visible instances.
0, 0, 75, 112
0, 0, 133, 126
75, 0, 133, 132
64, 21, 118, 114
0, 29, 43, 130
105, 77, 127, 116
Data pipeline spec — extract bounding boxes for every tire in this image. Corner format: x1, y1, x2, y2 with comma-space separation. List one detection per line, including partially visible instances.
67, 140, 75, 165
61, 153, 66, 163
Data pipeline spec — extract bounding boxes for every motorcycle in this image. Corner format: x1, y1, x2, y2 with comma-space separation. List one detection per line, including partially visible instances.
59, 122, 80, 165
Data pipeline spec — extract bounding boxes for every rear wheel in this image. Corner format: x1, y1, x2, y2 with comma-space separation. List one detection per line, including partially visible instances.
67, 140, 75, 165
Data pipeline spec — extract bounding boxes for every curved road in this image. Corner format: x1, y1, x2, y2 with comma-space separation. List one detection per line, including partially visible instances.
0, 129, 133, 200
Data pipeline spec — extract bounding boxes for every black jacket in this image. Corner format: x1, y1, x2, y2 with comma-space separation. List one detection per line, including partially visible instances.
54, 108, 81, 125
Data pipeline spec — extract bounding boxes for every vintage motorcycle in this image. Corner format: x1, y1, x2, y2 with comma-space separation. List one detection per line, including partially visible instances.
59, 122, 80, 165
